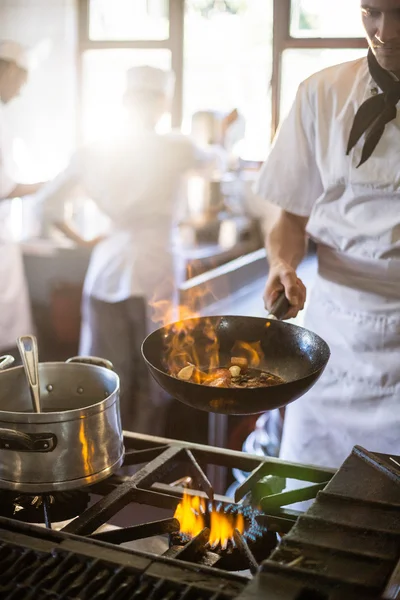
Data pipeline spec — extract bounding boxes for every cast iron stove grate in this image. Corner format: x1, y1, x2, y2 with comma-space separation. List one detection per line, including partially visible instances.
244, 446, 400, 600
0, 437, 398, 599
0, 432, 336, 575
58, 435, 333, 573
0, 489, 90, 523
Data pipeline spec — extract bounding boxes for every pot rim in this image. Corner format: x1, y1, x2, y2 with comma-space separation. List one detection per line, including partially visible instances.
0, 362, 120, 424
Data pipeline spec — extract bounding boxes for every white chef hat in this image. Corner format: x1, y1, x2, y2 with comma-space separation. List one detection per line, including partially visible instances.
0, 40, 31, 71
125, 65, 175, 99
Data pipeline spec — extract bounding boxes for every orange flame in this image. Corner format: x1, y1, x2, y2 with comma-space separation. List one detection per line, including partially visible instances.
231, 340, 264, 368
209, 510, 245, 550
174, 492, 245, 550
149, 275, 265, 383
174, 492, 205, 538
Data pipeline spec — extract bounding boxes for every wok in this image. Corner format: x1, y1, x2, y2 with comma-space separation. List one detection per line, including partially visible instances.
142, 295, 330, 415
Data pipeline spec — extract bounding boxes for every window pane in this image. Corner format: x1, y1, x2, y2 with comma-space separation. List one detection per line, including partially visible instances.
280, 48, 367, 119
184, 0, 273, 161
82, 49, 171, 143
89, 0, 169, 41
290, 0, 365, 38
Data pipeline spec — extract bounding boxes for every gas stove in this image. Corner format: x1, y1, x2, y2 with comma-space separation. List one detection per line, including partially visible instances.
0, 431, 398, 599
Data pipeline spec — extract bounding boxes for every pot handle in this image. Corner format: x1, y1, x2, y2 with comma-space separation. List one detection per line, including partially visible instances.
0, 428, 57, 452
0, 355, 15, 371
66, 356, 114, 371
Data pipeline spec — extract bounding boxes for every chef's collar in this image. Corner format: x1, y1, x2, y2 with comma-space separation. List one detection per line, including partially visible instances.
346, 49, 400, 167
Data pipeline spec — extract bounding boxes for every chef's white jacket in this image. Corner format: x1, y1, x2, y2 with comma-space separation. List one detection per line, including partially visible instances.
255, 57, 400, 467
39, 130, 219, 304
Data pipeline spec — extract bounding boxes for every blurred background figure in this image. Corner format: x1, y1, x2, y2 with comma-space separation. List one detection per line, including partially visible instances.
36, 65, 223, 433
0, 40, 45, 361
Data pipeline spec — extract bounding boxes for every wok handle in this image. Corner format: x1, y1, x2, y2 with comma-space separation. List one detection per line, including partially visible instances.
0, 429, 57, 452
66, 356, 114, 371
268, 293, 291, 321
0, 355, 15, 371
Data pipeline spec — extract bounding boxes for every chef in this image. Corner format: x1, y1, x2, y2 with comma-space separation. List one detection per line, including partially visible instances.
255, 0, 400, 468
0, 40, 44, 359
37, 65, 222, 433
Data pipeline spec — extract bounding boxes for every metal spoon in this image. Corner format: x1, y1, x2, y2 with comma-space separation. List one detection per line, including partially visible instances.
17, 335, 41, 413
16, 335, 52, 528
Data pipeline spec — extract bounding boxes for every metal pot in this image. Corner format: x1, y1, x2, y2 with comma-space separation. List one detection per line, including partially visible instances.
0, 356, 124, 493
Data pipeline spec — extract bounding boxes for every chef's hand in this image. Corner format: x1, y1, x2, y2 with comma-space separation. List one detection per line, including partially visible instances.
82, 235, 105, 248
263, 260, 306, 319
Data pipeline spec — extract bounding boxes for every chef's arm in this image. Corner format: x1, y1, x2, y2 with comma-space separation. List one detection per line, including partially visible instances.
36, 152, 102, 246
264, 203, 308, 269
5, 181, 47, 199
262, 203, 308, 319
53, 221, 104, 248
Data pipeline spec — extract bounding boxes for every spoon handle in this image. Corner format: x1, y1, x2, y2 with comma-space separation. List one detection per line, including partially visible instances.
17, 335, 41, 413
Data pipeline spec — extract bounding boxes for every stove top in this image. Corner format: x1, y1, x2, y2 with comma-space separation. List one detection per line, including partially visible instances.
0, 431, 398, 599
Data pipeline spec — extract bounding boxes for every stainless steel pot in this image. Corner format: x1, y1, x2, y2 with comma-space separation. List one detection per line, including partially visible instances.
0, 356, 124, 493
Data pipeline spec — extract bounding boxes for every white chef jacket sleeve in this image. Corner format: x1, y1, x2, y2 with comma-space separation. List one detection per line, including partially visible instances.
255, 82, 323, 217
192, 143, 227, 172
37, 150, 84, 221
173, 135, 226, 174
0, 163, 15, 199
0, 129, 16, 200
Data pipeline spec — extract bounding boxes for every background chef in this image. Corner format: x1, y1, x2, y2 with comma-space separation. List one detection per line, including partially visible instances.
0, 40, 45, 360
37, 65, 223, 434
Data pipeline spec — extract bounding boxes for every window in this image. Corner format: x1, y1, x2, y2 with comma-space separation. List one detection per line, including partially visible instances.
89, 0, 169, 41
183, 0, 273, 160
272, 0, 367, 135
77, 0, 368, 153
82, 49, 171, 143
78, 0, 183, 143
290, 0, 365, 38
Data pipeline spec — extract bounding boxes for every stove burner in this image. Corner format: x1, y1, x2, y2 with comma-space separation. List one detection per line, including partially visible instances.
170, 503, 277, 571
0, 490, 91, 524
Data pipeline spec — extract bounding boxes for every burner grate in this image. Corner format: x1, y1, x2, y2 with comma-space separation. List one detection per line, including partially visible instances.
63, 435, 334, 539
248, 446, 400, 600
0, 490, 91, 524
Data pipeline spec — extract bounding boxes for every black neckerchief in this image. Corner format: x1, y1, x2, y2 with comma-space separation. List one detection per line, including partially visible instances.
346, 49, 400, 167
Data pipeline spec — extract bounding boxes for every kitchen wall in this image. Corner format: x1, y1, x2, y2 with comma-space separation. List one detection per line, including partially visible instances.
0, 0, 77, 180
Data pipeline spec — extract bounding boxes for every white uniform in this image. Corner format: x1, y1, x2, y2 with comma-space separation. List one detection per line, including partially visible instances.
256, 57, 400, 468
41, 131, 217, 309
0, 104, 33, 351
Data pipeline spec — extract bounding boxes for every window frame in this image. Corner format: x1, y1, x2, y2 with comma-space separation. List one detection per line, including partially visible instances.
76, 0, 184, 142
77, 0, 367, 145
271, 0, 367, 137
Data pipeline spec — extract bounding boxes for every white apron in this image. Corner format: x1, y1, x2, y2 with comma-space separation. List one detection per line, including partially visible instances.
279, 245, 400, 469
0, 206, 33, 351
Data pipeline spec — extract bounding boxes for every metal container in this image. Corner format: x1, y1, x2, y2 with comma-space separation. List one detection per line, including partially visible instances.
0, 356, 124, 493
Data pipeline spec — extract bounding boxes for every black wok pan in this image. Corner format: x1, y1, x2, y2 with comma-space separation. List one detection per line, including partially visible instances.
142, 295, 330, 415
